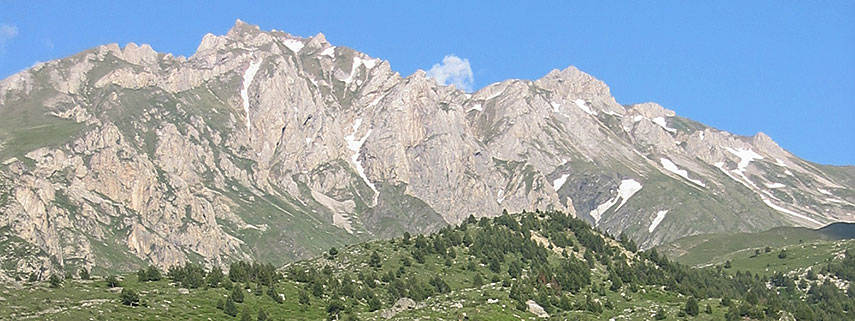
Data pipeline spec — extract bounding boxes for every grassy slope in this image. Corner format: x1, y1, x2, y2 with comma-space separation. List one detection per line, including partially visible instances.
657, 223, 855, 267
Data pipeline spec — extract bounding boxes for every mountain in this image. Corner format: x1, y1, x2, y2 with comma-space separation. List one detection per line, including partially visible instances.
0, 20, 853, 279
3, 211, 853, 320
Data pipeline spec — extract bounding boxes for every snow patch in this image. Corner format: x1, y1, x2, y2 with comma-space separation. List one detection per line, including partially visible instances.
614, 179, 643, 211
574, 99, 597, 116
552, 174, 570, 192
588, 179, 643, 226
241, 59, 263, 136
726, 147, 763, 171
818, 188, 832, 196
698, 131, 705, 141
354, 56, 377, 69
660, 158, 705, 187
497, 189, 505, 204
652, 117, 676, 133
764, 182, 786, 189
467, 103, 483, 112
589, 198, 618, 227
762, 197, 821, 226
485, 89, 504, 101
282, 39, 304, 53
343, 56, 378, 84
550, 101, 561, 113
632, 115, 644, 122
319, 46, 335, 57
345, 118, 378, 205
648, 210, 668, 233
785, 170, 793, 176
775, 158, 787, 167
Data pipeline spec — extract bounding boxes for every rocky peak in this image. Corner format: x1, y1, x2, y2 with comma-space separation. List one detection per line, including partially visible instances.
628, 102, 676, 119
121, 42, 159, 66
536, 66, 612, 98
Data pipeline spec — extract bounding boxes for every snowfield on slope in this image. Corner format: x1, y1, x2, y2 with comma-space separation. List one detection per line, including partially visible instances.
661, 158, 705, 187
241, 59, 263, 136
649, 210, 668, 233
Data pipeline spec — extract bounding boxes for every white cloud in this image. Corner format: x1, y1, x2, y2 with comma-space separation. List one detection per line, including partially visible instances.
0, 24, 18, 53
426, 55, 474, 92
0, 24, 18, 42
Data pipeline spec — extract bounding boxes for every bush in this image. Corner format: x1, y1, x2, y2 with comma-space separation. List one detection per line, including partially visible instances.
120, 288, 139, 306
106, 275, 120, 288
79, 268, 90, 280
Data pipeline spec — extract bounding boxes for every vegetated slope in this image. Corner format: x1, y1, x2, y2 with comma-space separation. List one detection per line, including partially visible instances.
2, 211, 853, 320
658, 222, 855, 267
1, 19, 853, 280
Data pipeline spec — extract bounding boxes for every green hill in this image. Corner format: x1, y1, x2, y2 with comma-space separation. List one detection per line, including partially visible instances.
1, 211, 852, 320
657, 223, 855, 268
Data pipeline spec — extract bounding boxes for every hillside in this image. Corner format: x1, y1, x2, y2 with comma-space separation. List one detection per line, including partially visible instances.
1, 211, 853, 320
1, 20, 854, 280
657, 222, 855, 267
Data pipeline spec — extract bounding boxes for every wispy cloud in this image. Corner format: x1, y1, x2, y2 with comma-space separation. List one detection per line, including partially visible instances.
0, 24, 18, 43
426, 55, 474, 92
0, 24, 18, 53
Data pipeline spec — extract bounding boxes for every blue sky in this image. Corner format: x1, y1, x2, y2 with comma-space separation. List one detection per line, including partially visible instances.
1, 1, 853, 165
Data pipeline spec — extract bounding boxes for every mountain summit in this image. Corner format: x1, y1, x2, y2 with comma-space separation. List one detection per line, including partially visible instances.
0, 21, 852, 279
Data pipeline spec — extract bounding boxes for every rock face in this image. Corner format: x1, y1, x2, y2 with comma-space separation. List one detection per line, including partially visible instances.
0, 20, 853, 278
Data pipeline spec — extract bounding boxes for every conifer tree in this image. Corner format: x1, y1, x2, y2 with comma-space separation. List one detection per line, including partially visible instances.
685, 296, 699, 316
231, 283, 245, 303
48, 274, 61, 288
223, 297, 238, 317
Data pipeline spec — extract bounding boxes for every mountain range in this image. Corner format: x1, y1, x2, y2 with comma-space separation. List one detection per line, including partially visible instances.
0, 20, 852, 279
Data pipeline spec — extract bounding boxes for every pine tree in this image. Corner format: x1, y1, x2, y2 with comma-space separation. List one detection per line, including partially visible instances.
254, 282, 262, 296
473, 274, 483, 287
369, 251, 382, 268
231, 283, 245, 303
655, 307, 667, 320
239, 306, 252, 321
299, 290, 311, 305
223, 297, 238, 317
368, 295, 382, 312
705, 304, 713, 314
48, 274, 61, 288
207, 267, 224, 288
685, 296, 699, 316
257, 307, 269, 321
137, 268, 148, 282
146, 265, 162, 281
79, 268, 90, 280
268, 285, 283, 303
328, 247, 338, 257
